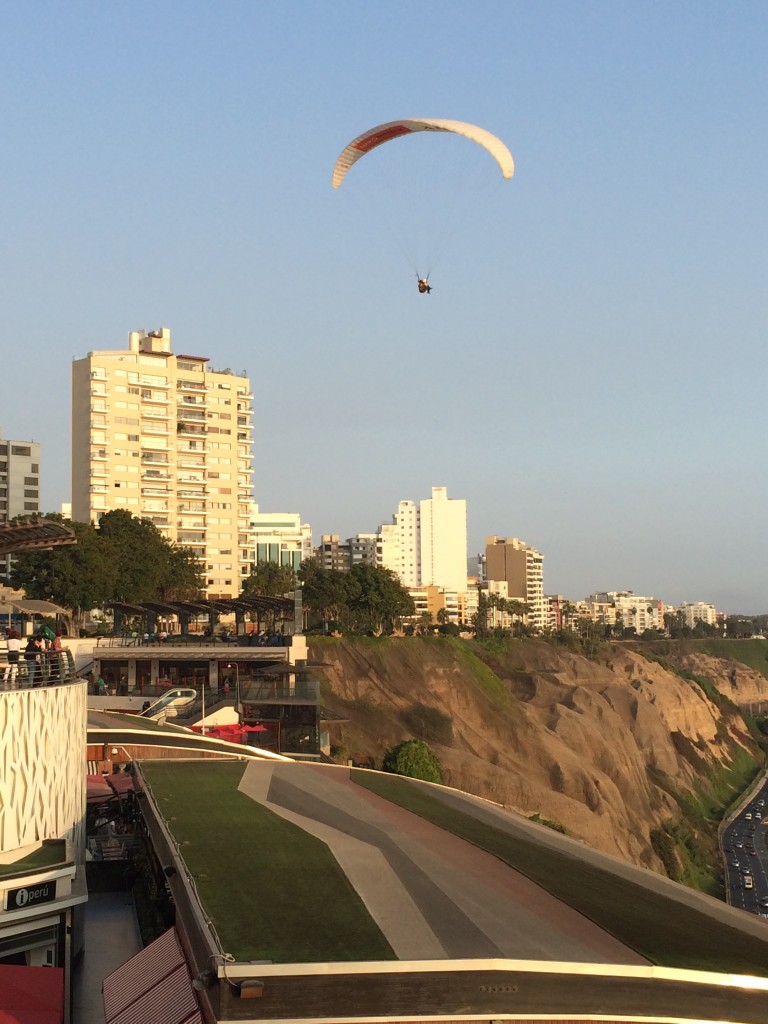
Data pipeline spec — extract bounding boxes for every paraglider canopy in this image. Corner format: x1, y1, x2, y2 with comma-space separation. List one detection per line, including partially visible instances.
332, 118, 514, 189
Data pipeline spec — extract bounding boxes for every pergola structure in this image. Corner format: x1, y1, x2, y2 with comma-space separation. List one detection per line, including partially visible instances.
105, 594, 295, 634
0, 517, 77, 556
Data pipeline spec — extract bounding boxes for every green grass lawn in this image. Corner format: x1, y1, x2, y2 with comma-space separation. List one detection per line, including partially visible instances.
140, 760, 395, 964
353, 771, 768, 975
0, 840, 68, 878
699, 639, 768, 680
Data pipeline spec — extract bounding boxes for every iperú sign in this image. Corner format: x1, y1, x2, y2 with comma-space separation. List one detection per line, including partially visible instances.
5, 881, 56, 911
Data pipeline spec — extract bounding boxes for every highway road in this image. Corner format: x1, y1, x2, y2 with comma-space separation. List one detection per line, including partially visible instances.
723, 782, 768, 918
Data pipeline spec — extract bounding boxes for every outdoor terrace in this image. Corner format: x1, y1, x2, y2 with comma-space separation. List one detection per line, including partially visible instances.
0, 647, 79, 689
135, 760, 768, 1024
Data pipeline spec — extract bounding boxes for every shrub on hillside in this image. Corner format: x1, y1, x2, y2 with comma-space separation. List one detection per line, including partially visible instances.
382, 739, 442, 784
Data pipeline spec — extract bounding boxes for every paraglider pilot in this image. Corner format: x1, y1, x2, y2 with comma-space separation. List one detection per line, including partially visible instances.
417, 276, 432, 294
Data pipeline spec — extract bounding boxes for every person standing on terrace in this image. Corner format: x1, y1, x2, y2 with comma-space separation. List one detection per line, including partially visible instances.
23, 635, 41, 687
3, 630, 21, 688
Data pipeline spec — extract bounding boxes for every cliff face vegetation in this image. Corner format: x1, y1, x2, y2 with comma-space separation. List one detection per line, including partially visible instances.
312, 637, 767, 890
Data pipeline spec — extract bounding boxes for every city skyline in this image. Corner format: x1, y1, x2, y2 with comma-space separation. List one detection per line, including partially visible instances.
2, 4, 767, 610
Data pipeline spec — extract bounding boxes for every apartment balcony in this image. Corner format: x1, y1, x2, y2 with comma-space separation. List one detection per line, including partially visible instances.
176, 379, 206, 392
141, 388, 169, 402
141, 408, 169, 420
142, 501, 169, 513
177, 502, 206, 514
176, 425, 207, 438
92, 450, 108, 461
141, 453, 170, 466
177, 529, 206, 543
141, 470, 172, 482
89, 485, 108, 494
176, 407, 207, 423
177, 519, 206, 529
178, 489, 206, 500
141, 487, 171, 498
141, 421, 170, 436
178, 474, 204, 484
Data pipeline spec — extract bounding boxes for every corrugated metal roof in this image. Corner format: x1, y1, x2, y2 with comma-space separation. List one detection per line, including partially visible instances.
108, 964, 201, 1024
103, 927, 201, 1024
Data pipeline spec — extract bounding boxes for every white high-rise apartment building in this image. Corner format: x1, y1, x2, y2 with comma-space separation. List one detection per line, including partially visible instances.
0, 432, 41, 582
72, 328, 253, 598
377, 500, 420, 587
419, 486, 468, 594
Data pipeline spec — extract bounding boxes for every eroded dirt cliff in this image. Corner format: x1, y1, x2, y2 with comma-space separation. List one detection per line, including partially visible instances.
312, 637, 765, 884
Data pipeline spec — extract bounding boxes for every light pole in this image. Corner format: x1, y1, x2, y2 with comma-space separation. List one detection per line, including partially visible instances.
226, 662, 240, 720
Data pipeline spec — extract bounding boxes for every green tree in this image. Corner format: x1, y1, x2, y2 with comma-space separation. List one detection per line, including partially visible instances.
242, 561, 296, 598
560, 601, 577, 631
160, 546, 206, 601
11, 510, 203, 618
473, 591, 489, 637
298, 559, 349, 628
11, 518, 116, 622
382, 739, 442, 783
417, 611, 434, 635
97, 509, 202, 603
344, 563, 414, 634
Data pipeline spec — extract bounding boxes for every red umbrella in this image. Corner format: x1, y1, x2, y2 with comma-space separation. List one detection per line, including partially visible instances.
242, 723, 268, 733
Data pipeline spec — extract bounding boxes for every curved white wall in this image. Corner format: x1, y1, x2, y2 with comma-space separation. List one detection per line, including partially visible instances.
0, 682, 87, 855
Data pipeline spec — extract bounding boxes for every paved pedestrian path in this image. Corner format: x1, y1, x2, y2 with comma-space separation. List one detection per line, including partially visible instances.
238, 761, 646, 964
72, 890, 142, 1024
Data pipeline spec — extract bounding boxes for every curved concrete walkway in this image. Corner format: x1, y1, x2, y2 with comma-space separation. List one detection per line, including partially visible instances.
238, 761, 646, 965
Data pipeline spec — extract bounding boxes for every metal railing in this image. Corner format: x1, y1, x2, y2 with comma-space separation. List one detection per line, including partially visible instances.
241, 678, 319, 702
0, 648, 79, 689
94, 633, 295, 649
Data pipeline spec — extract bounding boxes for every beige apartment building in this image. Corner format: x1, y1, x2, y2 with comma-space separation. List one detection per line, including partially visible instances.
485, 535, 546, 630
71, 328, 253, 598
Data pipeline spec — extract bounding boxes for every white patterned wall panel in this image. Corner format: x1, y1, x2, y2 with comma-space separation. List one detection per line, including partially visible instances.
0, 683, 87, 855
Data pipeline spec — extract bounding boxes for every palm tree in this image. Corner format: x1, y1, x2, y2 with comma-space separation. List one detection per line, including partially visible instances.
561, 601, 577, 631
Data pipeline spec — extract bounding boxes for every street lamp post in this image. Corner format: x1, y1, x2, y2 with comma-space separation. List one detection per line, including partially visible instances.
226, 662, 240, 721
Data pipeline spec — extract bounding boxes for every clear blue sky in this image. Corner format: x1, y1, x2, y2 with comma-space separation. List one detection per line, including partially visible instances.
3, 2, 766, 611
